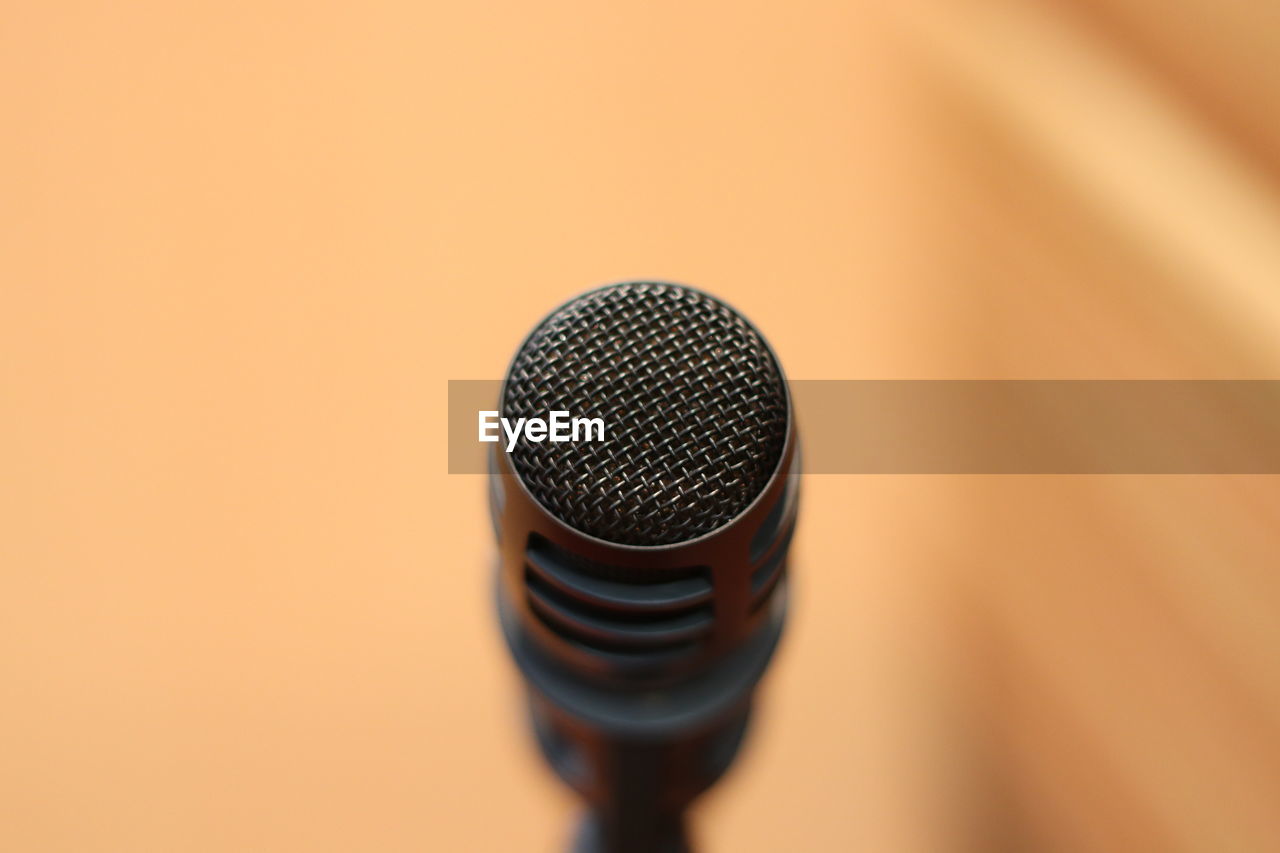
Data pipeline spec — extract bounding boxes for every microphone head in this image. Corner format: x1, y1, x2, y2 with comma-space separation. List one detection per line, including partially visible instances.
502, 282, 789, 546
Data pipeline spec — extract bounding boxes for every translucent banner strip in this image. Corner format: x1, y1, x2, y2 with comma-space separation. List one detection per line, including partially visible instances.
448, 380, 1280, 474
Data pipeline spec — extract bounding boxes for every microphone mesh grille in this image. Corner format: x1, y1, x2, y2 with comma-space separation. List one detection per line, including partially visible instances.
502, 282, 788, 546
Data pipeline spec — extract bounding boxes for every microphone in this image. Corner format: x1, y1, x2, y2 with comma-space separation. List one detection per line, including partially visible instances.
490, 282, 799, 853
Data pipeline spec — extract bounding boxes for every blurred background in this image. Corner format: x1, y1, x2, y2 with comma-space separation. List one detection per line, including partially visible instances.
4, 1, 1280, 850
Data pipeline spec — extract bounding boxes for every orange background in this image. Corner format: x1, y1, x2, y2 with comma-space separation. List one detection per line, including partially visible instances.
5, 2, 1280, 851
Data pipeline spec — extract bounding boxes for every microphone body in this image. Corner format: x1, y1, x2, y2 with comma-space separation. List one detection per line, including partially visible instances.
489, 282, 799, 852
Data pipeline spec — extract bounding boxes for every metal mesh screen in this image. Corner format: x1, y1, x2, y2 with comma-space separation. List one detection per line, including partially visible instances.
502, 282, 788, 546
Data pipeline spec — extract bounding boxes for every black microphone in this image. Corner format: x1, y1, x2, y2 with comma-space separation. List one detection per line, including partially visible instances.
490, 282, 799, 853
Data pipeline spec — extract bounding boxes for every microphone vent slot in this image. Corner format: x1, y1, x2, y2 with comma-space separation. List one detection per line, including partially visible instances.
749, 521, 793, 613
524, 533, 712, 658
